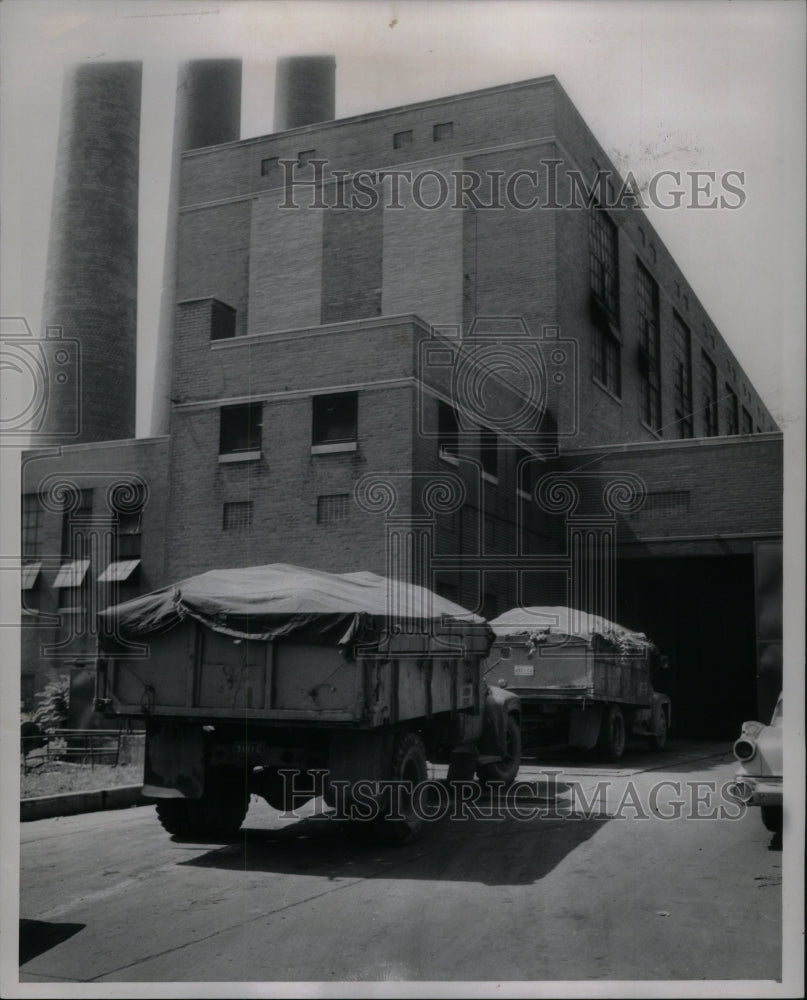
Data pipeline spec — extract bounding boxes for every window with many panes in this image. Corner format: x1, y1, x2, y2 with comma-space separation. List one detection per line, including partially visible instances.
479, 430, 498, 480
21, 494, 40, 559
700, 351, 719, 436
592, 325, 621, 396
223, 501, 253, 530
742, 407, 753, 434
589, 208, 619, 319
317, 493, 350, 524
61, 489, 93, 558
636, 263, 661, 432
672, 313, 693, 438
438, 401, 459, 459
219, 403, 263, 457
723, 384, 739, 435
312, 392, 358, 447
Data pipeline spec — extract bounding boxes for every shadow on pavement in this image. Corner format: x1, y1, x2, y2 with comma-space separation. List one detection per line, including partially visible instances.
19, 919, 85, 966
179, 803, 607, 887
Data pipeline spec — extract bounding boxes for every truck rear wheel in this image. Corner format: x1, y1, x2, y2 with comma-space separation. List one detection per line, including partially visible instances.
376, 731, 428, 845
155, 799, 194, 837
647, 709, 668, 751
761, 805, 782, 834
597, 704, 626, 761
478, 714, 522, 787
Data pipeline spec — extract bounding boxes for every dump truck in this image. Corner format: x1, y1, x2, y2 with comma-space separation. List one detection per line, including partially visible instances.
485, 606, 670, 761
94, 563, 521, 843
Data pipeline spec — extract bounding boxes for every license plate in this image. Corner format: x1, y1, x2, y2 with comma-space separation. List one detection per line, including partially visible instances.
232, 741, 265, 756
514, 664, 534, 677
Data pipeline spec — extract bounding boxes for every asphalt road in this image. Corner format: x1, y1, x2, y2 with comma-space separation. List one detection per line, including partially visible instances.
15, 742, 783, 989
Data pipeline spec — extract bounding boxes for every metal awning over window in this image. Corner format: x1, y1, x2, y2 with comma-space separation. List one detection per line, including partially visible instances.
21, 563, 42, 590
52, 559, 90, 588
97, 559, 141, 583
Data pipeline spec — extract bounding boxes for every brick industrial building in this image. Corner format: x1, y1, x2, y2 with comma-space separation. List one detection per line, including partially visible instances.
21, 68, 782, 736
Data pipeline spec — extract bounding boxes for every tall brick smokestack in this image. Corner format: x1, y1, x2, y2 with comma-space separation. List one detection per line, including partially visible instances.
274, 55, 336, 130
150, 60, 242, 436
41, 62, 142, 443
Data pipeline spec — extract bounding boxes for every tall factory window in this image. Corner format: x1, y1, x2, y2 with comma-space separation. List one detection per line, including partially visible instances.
393, 130, 413, 149
700, 351, 719, 436
21, 494, 41, 559
592, 326, 621, 397
433, 121, 454, 141
479, 429, 499, 481
438, 401, 459, 460
742, 407, 753, 434
209, 300, 236, 341
219, 403, 263, 459
672, 312, 693, 438
317, 494, 350, 524
589, 207, 619, 319
60, 489, 93, 558
223, 501, 254, 530
312, 392, 358, 450
636, 262, 661, 432
723, 384, 739, 435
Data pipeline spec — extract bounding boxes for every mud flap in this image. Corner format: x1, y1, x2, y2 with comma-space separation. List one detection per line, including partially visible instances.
569, 707, 603, 749
143, 721, 204, 798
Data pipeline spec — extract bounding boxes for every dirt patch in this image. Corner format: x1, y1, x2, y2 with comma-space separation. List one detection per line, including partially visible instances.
21, 762, 143, 799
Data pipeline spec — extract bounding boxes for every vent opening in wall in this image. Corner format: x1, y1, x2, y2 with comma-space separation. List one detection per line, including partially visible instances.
223, 501, 253, 530
317, 493, 350, 524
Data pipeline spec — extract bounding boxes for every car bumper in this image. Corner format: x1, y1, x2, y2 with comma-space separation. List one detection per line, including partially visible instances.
728, 774, 782, 807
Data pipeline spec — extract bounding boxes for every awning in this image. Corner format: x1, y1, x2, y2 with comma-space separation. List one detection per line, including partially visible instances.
97, 559, 141, 583
52, 559, 90, 588
21, 563, 42, 590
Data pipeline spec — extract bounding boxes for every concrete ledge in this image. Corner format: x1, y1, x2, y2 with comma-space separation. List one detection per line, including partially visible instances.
21, 785, 148, 822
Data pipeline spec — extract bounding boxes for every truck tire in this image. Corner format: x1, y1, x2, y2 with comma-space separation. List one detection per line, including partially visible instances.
647, 709, 668, 751
761, 805, 782, 834
376, 731, 428, 846
597, 704, 626, 762
155, 799, 194, 837
478, 714, 522, 787
156, 770, 248, 839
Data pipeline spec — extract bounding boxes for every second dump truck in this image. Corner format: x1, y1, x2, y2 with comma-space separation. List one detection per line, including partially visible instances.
95, 563, 521, 843
486, 606, 671, 761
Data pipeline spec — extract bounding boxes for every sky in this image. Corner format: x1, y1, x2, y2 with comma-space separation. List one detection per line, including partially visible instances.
0, 0, 804, 438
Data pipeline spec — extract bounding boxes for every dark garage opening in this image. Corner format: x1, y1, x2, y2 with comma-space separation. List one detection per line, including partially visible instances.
616, 555, 759, 739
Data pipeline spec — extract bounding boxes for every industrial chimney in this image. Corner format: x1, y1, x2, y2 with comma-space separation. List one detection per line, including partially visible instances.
274, 55, 336, 131
150, 60, 242, 437
40, 62, 142, 444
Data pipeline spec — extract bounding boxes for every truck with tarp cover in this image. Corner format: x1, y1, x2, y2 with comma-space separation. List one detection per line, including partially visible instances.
95, 563, 521, 842
485, 606, 670, 761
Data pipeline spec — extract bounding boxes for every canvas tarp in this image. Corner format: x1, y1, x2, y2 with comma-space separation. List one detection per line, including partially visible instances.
489, 606, 656, 656
97, 563, 491, 655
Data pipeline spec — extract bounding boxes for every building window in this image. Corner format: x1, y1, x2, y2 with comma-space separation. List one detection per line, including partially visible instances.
700, 351, 719, 436
53, 558, 91, 611
209, 300, 236, 341
438, 401, 459, 460
589, 208, 619, 319
219, 402, 263, 458
393, 130, 413, 149
672, 312, 693, 439
317, 493, 350, 524
592, 325, 621, 397
433, 122, 454, 141
61, 489, 93, 559
742, 407, 753, 434
21, 494, 40, 559
312, 392, 358, 449
223, 501, 253, 530
261, 156, 279, 177
636, 262, 661, 432
115, 510, 143, 559
479, 430, 498, 481
515, 448, 537, 498
723, 384, 739, 435
297, 149, 317, 166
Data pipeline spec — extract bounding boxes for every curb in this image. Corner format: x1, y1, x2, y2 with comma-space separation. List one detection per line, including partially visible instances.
20, 785, 148, 822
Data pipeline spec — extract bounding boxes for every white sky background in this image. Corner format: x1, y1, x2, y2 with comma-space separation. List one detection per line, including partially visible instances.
0, 0, 804, 436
